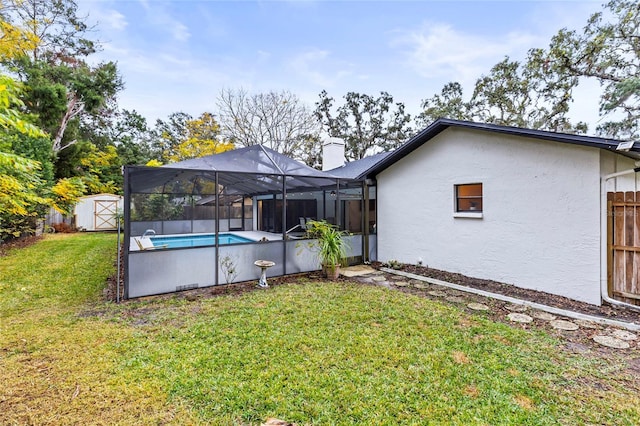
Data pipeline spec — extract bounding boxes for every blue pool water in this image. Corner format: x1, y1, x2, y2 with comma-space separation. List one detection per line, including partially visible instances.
150, 233, 254, 248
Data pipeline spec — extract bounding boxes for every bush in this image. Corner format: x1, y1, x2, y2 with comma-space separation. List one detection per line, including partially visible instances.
52, 222, 75, 233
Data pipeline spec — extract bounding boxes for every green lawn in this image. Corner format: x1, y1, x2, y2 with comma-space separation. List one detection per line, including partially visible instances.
1, 233, 639, 425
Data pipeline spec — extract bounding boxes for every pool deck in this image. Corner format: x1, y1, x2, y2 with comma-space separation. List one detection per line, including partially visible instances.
129, 230, 288, 251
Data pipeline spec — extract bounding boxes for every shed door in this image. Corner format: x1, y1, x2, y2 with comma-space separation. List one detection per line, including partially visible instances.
607, 191, 640, 306
95, 200, 118, 230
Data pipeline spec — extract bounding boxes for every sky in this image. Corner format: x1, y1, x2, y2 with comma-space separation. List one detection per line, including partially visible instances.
77, 0, 606, 131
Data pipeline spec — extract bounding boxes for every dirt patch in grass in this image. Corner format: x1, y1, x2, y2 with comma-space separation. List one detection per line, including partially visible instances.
0, 235, 42, 257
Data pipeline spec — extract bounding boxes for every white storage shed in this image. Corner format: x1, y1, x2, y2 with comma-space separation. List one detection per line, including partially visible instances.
74, 193, 123, 231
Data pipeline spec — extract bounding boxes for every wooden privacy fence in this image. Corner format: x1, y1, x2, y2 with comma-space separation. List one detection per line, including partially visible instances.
607, 191, 640, 306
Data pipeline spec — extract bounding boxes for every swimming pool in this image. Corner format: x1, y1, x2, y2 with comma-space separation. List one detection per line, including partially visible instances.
150, 233, 254, 249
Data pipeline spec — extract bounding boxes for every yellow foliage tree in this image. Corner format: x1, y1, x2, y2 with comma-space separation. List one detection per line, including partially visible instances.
0, 16, 39, 60
50, 177, 85, 215
77, 144, 120, 194
164, 112, 234, 162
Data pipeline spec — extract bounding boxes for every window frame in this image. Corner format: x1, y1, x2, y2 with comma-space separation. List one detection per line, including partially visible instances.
454, 183, 483, 218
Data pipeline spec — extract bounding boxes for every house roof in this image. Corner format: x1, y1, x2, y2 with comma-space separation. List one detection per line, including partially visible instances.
359, 118, 640, 179
326, 151, 392, 179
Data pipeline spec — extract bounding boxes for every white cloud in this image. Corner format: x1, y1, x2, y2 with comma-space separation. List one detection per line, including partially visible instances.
171, 22, 191, 42
289, 48, 354, 87
94, 9, 128, 31
392, 22, 541, 86
135, 0, 191, 42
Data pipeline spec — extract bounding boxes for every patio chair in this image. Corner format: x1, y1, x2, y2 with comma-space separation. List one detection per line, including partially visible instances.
133, 236, 167, 251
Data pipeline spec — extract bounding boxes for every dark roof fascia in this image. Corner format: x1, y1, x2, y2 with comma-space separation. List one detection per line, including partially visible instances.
360, 118, 640, 178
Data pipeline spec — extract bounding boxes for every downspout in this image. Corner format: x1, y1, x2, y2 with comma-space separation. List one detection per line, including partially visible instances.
363, 180, 369, 263
601, 166, 640, 312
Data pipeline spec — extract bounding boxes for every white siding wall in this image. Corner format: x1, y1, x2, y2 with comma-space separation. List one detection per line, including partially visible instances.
377, 128, 605, 305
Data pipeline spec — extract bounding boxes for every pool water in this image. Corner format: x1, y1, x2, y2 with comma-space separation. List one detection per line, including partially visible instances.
150, 233, 254, 248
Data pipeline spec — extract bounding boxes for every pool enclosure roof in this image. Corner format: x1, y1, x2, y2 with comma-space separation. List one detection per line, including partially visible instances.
126, 144, 352, 196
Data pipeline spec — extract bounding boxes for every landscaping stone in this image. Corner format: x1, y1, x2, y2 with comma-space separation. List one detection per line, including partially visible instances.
593, 335, 630, 349
611, 329, 637, 341
467, 302, 490, 311
574, 319, 599, 329
447, 290, 465, 297
505, 304, 528, 312
262, 419, 296, 426
550, 320, 579, 331
428, 290, 447, 297
393, 280, 409, 287
565, 342, 591, 353
414, 283, 430, 289
531, 311, 557, 321
507, 313, 533, 323
340, 265, 377, 278
372, 276, 387, 282
445, 296, 466, 304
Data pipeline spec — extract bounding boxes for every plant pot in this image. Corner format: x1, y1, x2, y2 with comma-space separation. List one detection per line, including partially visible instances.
322, 263, 341, 280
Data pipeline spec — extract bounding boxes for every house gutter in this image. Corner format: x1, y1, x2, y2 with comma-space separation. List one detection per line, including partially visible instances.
600, 167, 640, 313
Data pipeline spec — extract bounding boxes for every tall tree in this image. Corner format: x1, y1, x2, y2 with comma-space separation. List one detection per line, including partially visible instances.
151, 111, 191, 162
217, 88, 320, 161
543, 0, 640, 138
415, 82, 472, 127
153, 111, 233, 163
83, 109, 154, 167
0, 12, 38, 59
1, 0, 95, 61
316, 90, 412, 161
17, 58, 122, 153
417, 55, 587, 133
2, 0, 122, 154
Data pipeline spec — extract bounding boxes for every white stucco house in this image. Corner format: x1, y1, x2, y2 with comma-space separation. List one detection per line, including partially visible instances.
122, 118, 640, 306
350, 119, 640, 306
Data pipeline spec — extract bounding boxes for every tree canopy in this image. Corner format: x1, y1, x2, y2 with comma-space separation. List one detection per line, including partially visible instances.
417, 0, 637, 139
542, 0, 640, 138
316, 90, 413, 161
217, 88, 320, 162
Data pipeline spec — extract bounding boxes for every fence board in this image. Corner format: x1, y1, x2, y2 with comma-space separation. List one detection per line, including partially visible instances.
607, 193, 614, 297
625, 192, 640, 294
608, 191, 640, 306
613, 192, 626, 301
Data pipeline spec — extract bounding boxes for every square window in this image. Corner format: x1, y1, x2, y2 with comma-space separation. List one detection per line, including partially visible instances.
455, 183, 483, 212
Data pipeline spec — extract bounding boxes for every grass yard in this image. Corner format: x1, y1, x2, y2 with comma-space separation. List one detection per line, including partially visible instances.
1, 234, 639, 425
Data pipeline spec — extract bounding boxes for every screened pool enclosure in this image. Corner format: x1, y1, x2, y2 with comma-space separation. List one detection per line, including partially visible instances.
123, 145, 377, 298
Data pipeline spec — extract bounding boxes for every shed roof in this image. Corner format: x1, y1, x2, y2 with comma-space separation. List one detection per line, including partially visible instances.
360, 118, 640, 179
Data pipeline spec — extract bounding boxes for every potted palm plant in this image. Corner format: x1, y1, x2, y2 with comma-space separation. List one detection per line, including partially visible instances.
304, 220, 348, 280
